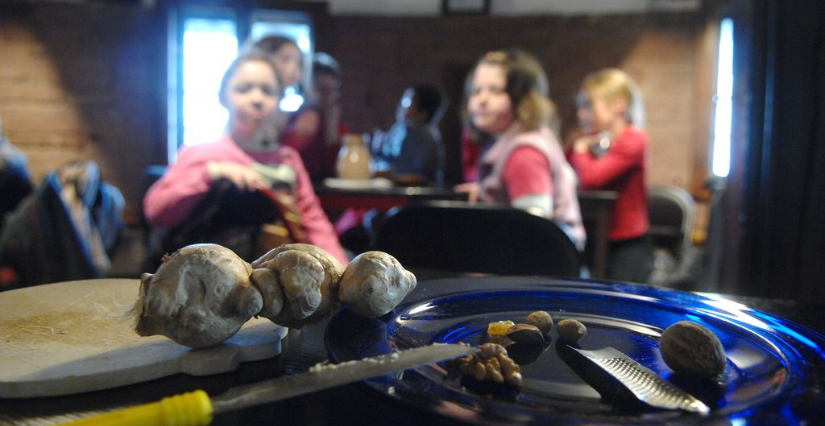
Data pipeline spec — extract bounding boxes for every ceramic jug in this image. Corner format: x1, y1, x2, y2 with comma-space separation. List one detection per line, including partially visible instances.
336, 133, 371, 180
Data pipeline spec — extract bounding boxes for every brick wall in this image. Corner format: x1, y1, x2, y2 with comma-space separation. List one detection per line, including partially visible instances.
0, 3, 716, 226
319, 12, 714, 190
0, 4, 164, 223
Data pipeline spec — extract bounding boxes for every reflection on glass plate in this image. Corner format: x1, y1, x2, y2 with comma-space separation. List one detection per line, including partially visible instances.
325, 276, 825, 425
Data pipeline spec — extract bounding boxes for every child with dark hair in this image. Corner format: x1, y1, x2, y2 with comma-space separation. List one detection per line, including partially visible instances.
410, 84, 447, 124
280, 52, 350, 181
372, 83, 448, 186
246, 35, 304, 90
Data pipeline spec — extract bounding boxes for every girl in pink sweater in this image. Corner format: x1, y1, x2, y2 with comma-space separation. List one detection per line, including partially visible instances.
143, 51, 346, 264
459, 49, 585, 251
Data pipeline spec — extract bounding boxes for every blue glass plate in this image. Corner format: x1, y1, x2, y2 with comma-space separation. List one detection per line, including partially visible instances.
325, 277, 825, 425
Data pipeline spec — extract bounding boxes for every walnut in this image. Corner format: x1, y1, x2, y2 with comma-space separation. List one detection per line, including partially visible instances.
251, 243, 344, 328
660, 321, 727, 379
448, 343, 522, 387
133, 244, 263, 348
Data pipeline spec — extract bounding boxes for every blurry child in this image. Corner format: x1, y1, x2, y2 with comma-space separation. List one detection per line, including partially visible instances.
567, 68, 652, 282
461, 49, 585, 251
248, 36, 310, 149
143, 51, 347, 264
372, 83, 447, 186
249, 35, 304, 91
280, 52, 349, 181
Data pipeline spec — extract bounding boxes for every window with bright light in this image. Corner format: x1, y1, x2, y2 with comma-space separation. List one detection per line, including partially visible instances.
168, 8, 314, 160
181, 17, 238, 147
711, 18, 734, 178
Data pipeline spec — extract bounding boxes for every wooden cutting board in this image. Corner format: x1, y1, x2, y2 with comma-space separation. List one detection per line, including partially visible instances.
0, 279, 287, 398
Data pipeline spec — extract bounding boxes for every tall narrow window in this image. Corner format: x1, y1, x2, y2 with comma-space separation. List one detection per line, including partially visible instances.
181, 17, 238, 147
711, 18, 734, 178
168, 7, 314, 161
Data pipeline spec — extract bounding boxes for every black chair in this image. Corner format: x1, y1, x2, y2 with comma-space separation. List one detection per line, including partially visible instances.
646, 185, 699, 287
375, 201, 581, 277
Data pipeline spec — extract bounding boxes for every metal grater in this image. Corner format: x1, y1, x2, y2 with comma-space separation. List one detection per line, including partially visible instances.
572, 347, 710, 415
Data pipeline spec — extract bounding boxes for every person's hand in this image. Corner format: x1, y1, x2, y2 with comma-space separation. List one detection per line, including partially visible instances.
454, 182, 480, 203
573, 134, 599, 154
207, 162, 267, 192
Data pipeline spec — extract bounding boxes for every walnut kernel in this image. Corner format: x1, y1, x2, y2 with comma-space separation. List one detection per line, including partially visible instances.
448, 343, 522, 387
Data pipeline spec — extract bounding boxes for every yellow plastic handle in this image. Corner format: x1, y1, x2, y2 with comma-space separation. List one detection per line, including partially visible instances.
58, 390, 213, 426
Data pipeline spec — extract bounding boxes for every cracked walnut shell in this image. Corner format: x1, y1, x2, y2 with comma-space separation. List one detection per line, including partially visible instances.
448, 343, 522, 387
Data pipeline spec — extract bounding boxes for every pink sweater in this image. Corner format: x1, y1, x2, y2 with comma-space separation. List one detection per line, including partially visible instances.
479, 125, 586, 251
143, 136, 347, 264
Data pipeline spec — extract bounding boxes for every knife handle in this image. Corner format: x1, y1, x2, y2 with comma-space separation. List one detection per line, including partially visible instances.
58, 390, 213, 426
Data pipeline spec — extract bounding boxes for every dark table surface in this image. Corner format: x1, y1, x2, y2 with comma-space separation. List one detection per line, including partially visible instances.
2, 270, 823, 426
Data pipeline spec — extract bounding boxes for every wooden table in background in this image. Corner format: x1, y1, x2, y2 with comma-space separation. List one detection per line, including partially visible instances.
578, 190, 618, 279
315, 184, 469, 212
316, 184, 616, 279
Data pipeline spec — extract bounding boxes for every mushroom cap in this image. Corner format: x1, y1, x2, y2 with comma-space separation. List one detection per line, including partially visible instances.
135, 244, 263, 348
252, 243, 345, 327
339, 251, 417, 317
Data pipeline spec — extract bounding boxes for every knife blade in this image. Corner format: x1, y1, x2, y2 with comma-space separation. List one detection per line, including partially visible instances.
57, 343, 477, 426
212, 343, 476, 413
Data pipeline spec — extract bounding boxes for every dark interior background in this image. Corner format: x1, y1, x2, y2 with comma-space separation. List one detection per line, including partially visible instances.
0, 0, 823, 301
